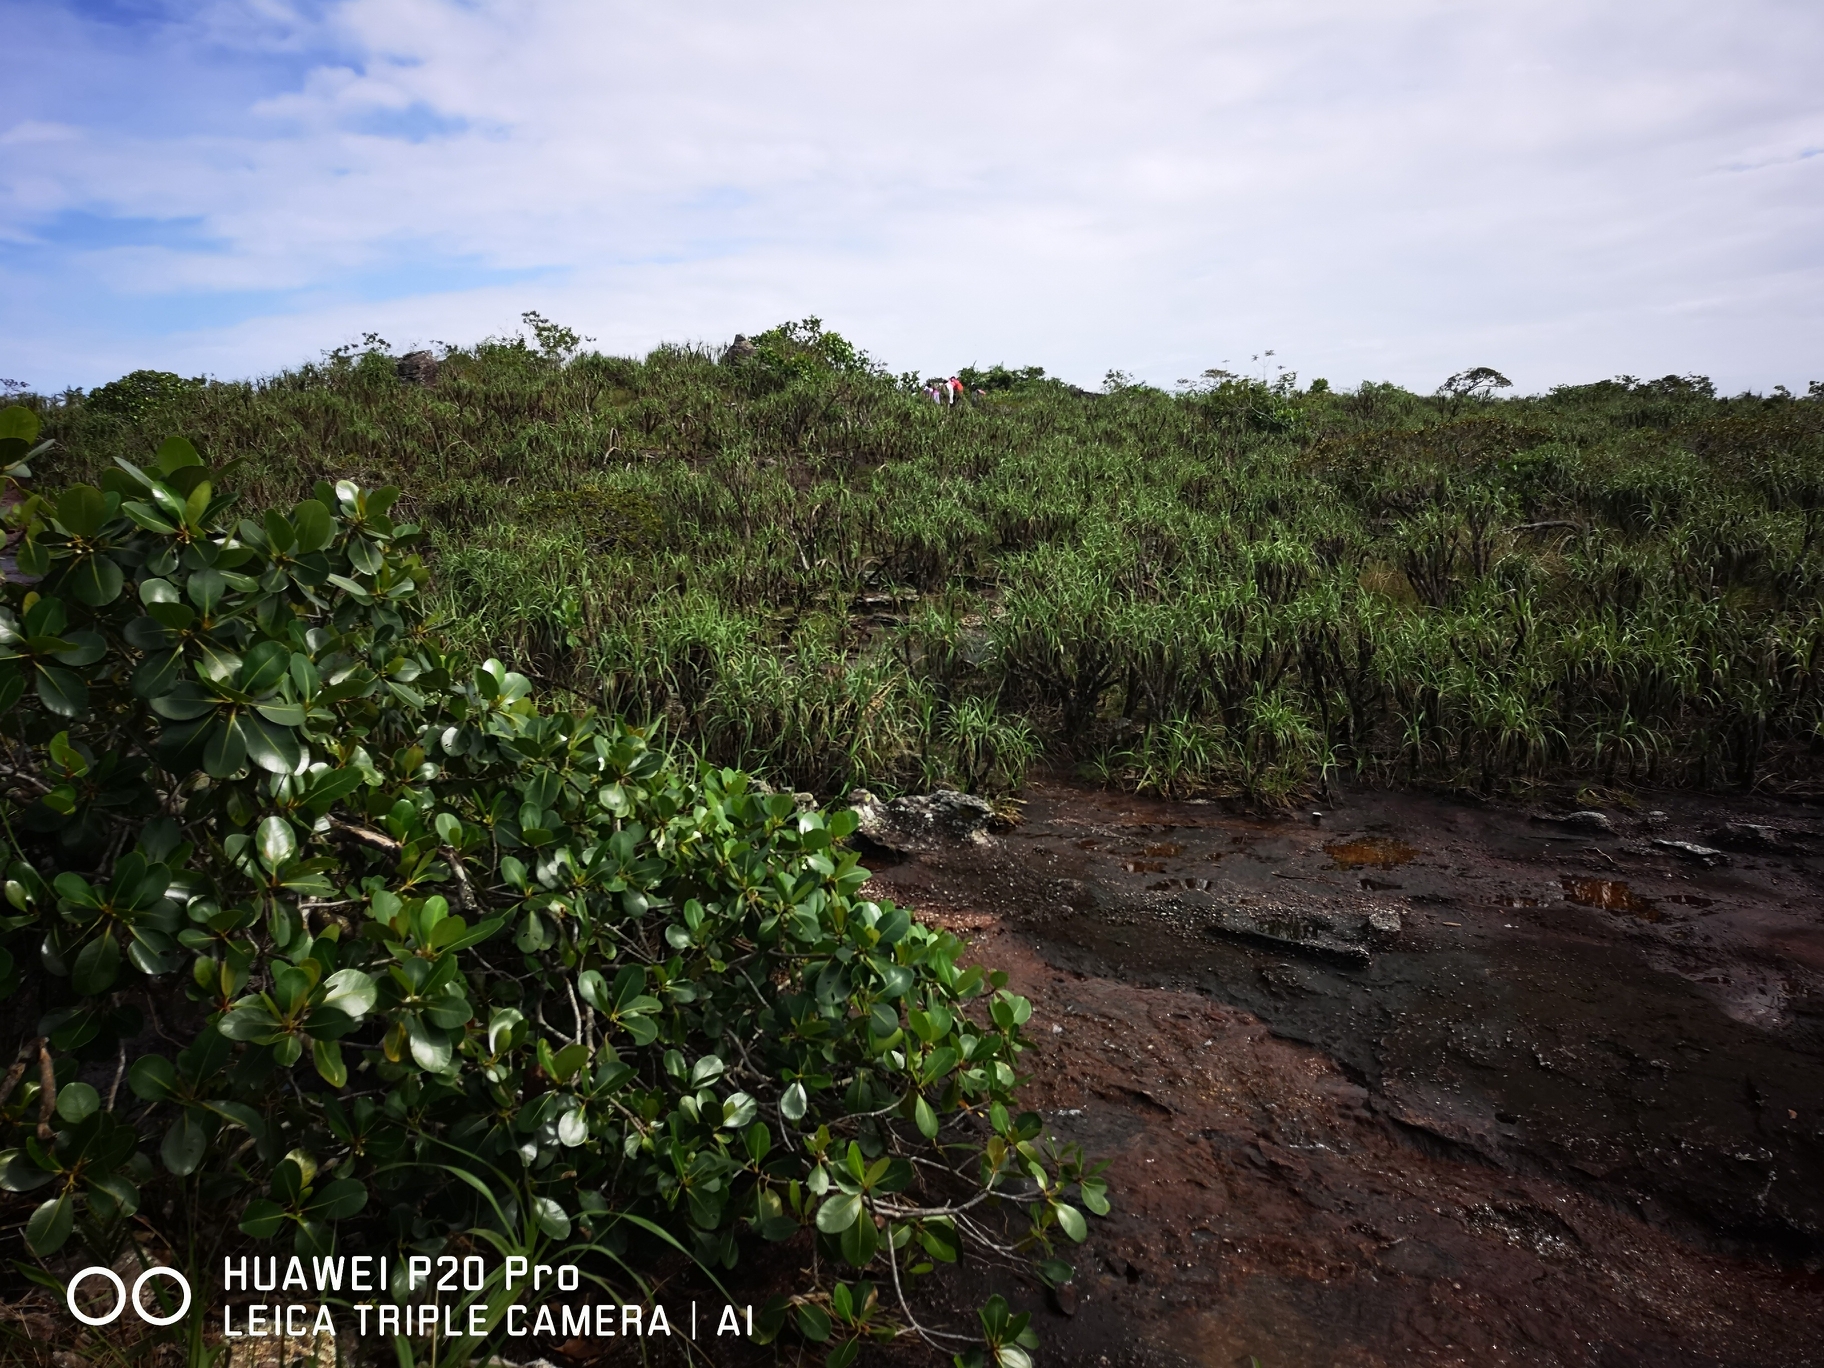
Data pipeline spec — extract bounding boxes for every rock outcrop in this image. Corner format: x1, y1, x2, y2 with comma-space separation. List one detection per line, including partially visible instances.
395, 350, 440, 385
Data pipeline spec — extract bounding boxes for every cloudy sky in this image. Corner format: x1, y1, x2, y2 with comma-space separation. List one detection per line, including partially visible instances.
3, 0, 1821, 393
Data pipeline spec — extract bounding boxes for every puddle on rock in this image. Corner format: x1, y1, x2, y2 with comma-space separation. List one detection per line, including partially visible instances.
1562, 877, 1661, 921
1360, 877, 1405, 891
1142, 842, 1185, 858
1149, 877, 1214, 892
1122, 860, 1167, 874
1325, 837, 1420, 869
1495, 896, 1539, 908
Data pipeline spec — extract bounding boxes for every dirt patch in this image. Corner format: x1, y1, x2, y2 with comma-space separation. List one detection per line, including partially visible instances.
859, 779, 1824, 1365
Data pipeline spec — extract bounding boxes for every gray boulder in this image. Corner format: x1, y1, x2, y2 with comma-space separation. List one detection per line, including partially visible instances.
848, 789, 993, 852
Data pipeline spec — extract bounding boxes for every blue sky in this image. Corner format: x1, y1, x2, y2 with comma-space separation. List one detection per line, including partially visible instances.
3, 0, 1821, 393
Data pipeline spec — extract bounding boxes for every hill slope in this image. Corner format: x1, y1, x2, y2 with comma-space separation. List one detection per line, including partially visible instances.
28, 323, 1824, 801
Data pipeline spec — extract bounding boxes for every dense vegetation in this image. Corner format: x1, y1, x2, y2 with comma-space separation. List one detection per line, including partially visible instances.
0, 402, 1102, 1368
29, 320, 1824, 804
6, 314, 1823, 1365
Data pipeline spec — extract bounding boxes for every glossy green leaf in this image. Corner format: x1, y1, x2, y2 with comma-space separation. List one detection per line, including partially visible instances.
162, 1113, 207, 1175
406, 1017, 451, 1072
312, 1038, 347, 1087
795, 1302, 831, 1343
0, 405, 40, 443
256, 816, 296, 868
66, 554, 124, 607
815, 1191, 862, 1234
291, 499, 333, 552
532, 1196, 570, 1238
202, 716, 247, 777
914, 1094, 938, 1139
309, 1177, 367, 1220
35, 664, 87, 718
154, 436, 203, 474
55, 486, 107, 539
838, 1209, 879, 1266
320, 969, 376, 1019
25, 1193, 73, 1255
55, 1082, 100, 1123
244, 715, 302, 774
132, 648, 185, 699
782, 1080, 808, 1122
239, 1198, 288, 1239
71, 931, 122, 996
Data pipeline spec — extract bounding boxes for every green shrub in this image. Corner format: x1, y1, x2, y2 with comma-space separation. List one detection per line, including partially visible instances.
84, 370, 203, 421
0, 406, 1107, 1363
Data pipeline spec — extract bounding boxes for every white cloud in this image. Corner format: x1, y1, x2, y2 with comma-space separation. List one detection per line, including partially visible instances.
2, 0, 1821, 391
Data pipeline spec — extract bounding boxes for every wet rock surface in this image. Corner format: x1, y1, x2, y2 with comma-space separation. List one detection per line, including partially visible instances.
863, 780, 1824, 1365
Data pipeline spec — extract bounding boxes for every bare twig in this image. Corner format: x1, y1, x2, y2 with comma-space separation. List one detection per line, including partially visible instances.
444, 848, 480, 915
885, 1223, 972, 1349
106, 1041, 127, 1111
35, 1041, 55, 1141
329, 816, 399, 854
565, 977, 586, 1050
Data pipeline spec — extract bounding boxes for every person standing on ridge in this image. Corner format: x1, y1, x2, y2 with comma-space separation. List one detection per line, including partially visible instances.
949, 376, 965, 406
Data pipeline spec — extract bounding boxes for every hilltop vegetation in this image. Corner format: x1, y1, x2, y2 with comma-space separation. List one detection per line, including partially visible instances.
29, 320, 1824, 803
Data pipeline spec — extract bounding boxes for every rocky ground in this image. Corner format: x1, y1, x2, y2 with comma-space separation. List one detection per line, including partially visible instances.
853, 780, 1824, 1367
10, 782, 1822, 1368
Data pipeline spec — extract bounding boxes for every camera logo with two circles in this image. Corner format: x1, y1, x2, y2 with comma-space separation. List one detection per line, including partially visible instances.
65, 1267, 191, 1327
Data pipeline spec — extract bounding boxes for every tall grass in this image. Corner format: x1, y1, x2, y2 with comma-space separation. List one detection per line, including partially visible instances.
27, 330, 1824, 800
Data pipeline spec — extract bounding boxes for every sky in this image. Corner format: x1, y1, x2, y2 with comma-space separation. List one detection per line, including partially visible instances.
2, 0, 1822, 395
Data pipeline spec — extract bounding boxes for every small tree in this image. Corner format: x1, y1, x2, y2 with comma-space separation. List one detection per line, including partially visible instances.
1439, 366, 1513, 412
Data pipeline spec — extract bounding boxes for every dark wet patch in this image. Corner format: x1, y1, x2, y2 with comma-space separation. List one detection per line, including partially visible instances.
1119, 860, 1166, 874
1325, 836, 1420, 868
1562, 875, 1662, 920
859, 777, 1824, 1364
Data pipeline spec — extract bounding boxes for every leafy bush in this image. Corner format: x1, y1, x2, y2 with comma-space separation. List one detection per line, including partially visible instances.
747, 318, 884, 387
957, 366, 1048, 394
83, 371, 203, 421
0, 406, 1107, 1362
